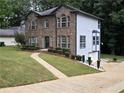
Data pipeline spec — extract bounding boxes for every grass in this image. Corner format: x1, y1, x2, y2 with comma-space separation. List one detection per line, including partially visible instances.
119, 89, 124, 93
0, 47, 56, 88
101, 54, 124, 61
40, 53, 100, 77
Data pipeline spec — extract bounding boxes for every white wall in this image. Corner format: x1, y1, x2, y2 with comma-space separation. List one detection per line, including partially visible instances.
0, 37, 17, 46
76, 14, 100, 62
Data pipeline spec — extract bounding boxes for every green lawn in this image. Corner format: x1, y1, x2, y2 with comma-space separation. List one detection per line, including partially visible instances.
101, 54, 124, 61
40, 53, 100, 77
119, 89, 124, 93
0, 47, 56, 88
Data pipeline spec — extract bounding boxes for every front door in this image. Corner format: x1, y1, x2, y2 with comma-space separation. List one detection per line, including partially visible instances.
45, 36, 49, 48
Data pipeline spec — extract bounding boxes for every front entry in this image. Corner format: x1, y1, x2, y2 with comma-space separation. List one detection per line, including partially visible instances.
45, 36, 49, 48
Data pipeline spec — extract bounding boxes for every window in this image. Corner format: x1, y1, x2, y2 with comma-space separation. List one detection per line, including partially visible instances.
30, 37, 37, 46
93, 36, 96, 45
93, 36, 99, 45
57, 18, 60, 28
67, 16, 70, 27
57, 15, 70, 28
44, 20, 49, 28
61, 36, 67, 48
61, 16, 67, 27
31, 20, 37, 30
98, 21, 101, 29
96, 36, 99, 45
80, 36, 86, 49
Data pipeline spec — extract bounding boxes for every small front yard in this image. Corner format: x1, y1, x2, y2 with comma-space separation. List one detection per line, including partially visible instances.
119, 89, 124, 93
101, 54, 124, 62
40, 53, 100, 77
0, 47, 56, 88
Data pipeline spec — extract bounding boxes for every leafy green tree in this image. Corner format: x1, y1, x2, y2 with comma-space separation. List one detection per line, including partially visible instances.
15, 32, 25, 46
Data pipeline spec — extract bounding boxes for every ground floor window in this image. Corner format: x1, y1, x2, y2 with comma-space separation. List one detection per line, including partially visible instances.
80, 35, 86, 49
57, 36, 70, 48
29, 37, 37, 46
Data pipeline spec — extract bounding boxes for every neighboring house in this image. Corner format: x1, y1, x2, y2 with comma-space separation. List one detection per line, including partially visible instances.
0, 26, 25, 46
25, 5, 102, 62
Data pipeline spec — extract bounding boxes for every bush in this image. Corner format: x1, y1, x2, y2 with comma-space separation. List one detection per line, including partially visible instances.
21, 45, 40, 50
52, 49, 56, 53
97, 60, 101, 69
64, 52, 70, 57
15, 32, 25, 45
82, 55, 85, 62
76, 55, 82, 61
48, 47, 53, 52
57, 50, 63, 54
55, 47, 61, 51
62, 48, 70, 54
113, 58, 117, 62
0, 42, 5, 47
87, 57, 92, 65
71, 55, 75, 59
48, 48, 53, 52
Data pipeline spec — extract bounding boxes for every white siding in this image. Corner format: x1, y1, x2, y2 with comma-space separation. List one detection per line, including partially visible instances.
76, 14, 100, 62
0, 37, 17, 46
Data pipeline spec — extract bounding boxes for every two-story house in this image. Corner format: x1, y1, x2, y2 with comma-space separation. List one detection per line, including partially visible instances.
25, 5, 102, 62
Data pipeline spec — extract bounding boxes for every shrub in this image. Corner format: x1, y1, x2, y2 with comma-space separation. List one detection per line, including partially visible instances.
87, 57, 92, 65
55, 47, 61, 51
53, 49, 56, 53
57, 50, 63, 54
62, 48, 70, 54
48, 48, 53, 52
15, 32, 25, 46
64, 52, 70, 57
0, 42, 5, 47
21, 45, 40, 50
71, 55, 75, 59
82, 55, 85, 62
113, 58, 117, 62
76, 55, 82, 61
48, 47, 53, 52
97, 60, 101, 69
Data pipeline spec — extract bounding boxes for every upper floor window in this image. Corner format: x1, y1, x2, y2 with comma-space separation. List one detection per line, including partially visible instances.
57, 18, 60, 28
61, 16, 67, 27
57, 15, 70, 28
80, 36, 86, 49
31, 20, 37, 30
44, 20, 49, 28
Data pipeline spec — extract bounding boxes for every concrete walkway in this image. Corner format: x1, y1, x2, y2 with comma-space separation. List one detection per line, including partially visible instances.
31, 53, 67, 79
0, 57, 124, 93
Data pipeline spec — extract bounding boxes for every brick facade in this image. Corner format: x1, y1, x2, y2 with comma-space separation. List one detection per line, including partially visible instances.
25, 6, 76, 55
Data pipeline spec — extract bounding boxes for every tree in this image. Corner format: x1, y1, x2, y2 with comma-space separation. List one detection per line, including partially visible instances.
15, 32, 25, 46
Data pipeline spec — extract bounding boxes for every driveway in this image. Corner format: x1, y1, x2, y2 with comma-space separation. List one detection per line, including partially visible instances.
0, 61, 124, 93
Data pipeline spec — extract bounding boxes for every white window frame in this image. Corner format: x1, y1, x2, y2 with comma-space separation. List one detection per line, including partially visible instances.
61, 16, 67, 28
31, 20, 37, 30
30, 37, 37, 46
61, 36, 67, 48
57, 18, 60, 28
92, 36, 100, 45
57, 15, 70, 28
80, 35, 86, 49
44, 20, 49, 28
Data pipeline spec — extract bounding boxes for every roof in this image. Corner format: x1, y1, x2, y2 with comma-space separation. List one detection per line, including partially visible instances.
31, 5, 103, 20
0, 26, 25, 37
